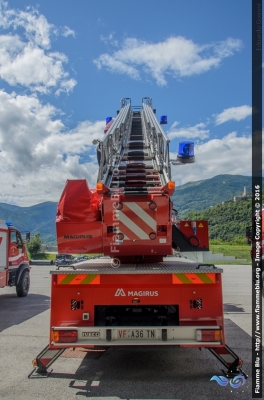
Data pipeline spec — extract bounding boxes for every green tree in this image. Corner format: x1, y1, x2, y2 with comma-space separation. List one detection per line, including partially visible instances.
27, 233, 42, 256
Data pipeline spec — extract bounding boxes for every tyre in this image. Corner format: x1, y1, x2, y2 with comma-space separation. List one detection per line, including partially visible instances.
16, 270, 30, 297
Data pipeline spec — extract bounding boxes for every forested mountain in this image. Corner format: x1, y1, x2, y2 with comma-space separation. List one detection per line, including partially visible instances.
171, 174, 255, 215
0, 202, 57, 244
183, 197, 252, 241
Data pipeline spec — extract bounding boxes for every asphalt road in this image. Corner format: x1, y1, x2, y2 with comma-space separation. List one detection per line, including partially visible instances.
0, 264, 259, 399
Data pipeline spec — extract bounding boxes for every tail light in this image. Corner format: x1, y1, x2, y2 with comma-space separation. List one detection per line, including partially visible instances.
52, 330, 77, 343
196, 329, 222, 342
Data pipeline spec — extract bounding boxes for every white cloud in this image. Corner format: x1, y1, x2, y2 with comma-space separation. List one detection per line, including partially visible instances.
0, 91, 258, 207
55, 78, 77, 96
0, 2, 76, 94
62, 26, 75, 38
0, 90, 105, 206
171, 132, 252, 187
100, 33, 118, 47
0, 2, 53, 49
94, 36, 243, 86
94, 53, 140, 80
215, 105, 252, 125
167, 122, 210, 140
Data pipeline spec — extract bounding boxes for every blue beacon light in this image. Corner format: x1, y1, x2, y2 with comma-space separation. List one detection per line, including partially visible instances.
177, 141, 195, 163
160, 115, 167, 124
5, 221, 14, 227
105, 117, 112, 124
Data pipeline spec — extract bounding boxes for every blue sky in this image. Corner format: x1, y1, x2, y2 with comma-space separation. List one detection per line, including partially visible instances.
0, 0, 253, 206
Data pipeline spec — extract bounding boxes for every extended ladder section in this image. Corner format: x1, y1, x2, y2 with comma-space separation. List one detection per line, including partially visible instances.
97, 98, 171, 195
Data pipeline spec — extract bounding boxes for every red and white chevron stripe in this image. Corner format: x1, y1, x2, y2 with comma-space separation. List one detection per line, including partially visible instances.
115, 202, 156, 240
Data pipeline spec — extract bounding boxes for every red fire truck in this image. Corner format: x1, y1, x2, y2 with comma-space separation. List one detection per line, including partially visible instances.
30, 98, 246, 378
0, 221, 30, 296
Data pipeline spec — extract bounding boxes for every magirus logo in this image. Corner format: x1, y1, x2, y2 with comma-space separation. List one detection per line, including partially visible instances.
115, 288, 158, 297
115, 288, 126, 296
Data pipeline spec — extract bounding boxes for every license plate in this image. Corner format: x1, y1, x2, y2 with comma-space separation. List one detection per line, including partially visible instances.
118, 329, 155, 339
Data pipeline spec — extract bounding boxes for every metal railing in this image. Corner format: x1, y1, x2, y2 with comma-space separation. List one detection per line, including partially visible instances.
96, 100, 132, 184
141, 99, 171, 182
96, 97, 171, 186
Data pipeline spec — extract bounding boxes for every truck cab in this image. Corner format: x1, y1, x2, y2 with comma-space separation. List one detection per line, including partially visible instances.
0, 221, 31, 297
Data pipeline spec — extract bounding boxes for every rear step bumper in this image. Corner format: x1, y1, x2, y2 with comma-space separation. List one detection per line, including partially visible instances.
49, 325, 222, 347
29, 336, 247, 379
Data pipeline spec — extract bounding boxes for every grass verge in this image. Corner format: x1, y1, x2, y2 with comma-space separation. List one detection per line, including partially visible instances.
28, 252, 56, 260
210, 244, 251, 263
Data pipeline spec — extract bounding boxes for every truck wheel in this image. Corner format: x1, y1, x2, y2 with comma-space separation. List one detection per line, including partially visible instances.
16, 270, 30, 297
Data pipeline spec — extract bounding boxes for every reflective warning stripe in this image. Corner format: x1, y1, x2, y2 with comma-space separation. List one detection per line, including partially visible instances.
172, 273, 216, 284
118, 210, 149, 240
39, 349, 64, 366
209, 345, 238, 366
32, 345, 65, 371
57, 274, 100, 285
125, 202, 156, 230
215, 347, 237, 364
116, 202, 156, 240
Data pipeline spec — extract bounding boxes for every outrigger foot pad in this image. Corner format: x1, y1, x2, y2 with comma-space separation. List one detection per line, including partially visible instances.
208, 344, 248, 379
221, 368, 248, 379
28, 368, 53, 379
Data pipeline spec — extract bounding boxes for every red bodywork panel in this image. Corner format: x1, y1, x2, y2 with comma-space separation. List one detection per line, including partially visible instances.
0, 227, 8, 287
178, 220, 209, 249
56, 180, 103, 254
0, 226, 29, 288
104, 119, 114, 133
56, 179, 210, 259
49, 266, 225, 348
56, 180, 101, 223
102, 193, 172, 261
56, 180, 174, 260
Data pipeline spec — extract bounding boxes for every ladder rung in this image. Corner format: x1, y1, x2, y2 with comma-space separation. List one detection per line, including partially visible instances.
122, 156, 153, 161
112, 173, 159, 178
111, 181, 162, 187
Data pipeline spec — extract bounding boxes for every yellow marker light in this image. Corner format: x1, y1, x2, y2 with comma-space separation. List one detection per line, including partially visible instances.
214, 330, 222, 341
52, 330, 60, 343
168, 181, 175, 190
52, 329, 78, 343
96, 183, 103, 191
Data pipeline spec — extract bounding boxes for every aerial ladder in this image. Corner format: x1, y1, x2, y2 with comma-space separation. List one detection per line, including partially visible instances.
29, 98, 247, 379
55, 97, 208, 261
